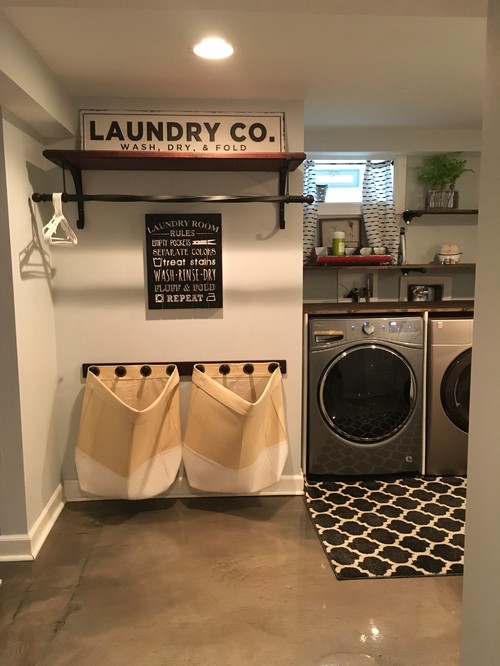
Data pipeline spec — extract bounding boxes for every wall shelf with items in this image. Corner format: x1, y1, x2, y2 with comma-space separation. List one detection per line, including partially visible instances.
305, 263, 476, 274
32, 149, 311, 230
402, 209, 478, 224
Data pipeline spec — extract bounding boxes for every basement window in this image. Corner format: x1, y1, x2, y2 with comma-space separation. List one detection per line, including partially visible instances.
316, 160, 396, 202
315, 161, 367, 203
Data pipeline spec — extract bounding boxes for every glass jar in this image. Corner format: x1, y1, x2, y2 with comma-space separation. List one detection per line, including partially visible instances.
331, 231, 345, 256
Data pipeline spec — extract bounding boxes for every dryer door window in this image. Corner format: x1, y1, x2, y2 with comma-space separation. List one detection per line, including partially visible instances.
441, 349, 471, 433
318, 345, 415, 444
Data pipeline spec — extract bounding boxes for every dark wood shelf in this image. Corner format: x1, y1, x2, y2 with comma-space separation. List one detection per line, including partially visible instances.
305, 263, 476, 273
304, 300, 475, 316
42, 149, 306, 173
37, 149, 308, 230
403, 208, 478, 223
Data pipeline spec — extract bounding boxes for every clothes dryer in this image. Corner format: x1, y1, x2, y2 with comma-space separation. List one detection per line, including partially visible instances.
426, 317, 473, 476
307, 316, 424, 476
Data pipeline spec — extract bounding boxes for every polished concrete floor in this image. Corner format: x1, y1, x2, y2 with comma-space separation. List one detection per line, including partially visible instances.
0, 495, 462, 666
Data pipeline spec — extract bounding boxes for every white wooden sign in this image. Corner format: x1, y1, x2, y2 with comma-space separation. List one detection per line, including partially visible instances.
80, 110, 286, 153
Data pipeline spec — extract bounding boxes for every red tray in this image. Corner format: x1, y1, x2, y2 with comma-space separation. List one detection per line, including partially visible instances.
316, 255, 392, 266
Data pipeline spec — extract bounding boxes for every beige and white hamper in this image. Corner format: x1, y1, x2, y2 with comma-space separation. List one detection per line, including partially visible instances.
183, 362, 288, 493
75, 364, 182, 500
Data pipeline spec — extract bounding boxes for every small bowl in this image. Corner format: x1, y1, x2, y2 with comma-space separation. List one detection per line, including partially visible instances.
437, 252, 462, 264
373, 246, 386, 255
344, 247, 356, 256
359, 247, 372, 256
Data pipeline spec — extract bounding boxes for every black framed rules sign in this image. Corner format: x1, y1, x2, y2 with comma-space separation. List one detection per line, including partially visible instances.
145, 214, 223, 310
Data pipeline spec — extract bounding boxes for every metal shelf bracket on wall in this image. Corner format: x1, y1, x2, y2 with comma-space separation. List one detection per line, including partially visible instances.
31, 150, 312, 230
403, 208, 479, 224
400, 266, 427, 277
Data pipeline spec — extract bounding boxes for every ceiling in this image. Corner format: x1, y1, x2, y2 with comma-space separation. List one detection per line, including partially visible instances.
0, 0, 488, 131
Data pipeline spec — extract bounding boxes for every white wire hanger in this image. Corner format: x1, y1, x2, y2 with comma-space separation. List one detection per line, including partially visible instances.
42, 193, 78, 246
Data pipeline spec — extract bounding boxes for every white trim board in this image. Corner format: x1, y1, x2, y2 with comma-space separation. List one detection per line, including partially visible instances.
0, 484, 65, 562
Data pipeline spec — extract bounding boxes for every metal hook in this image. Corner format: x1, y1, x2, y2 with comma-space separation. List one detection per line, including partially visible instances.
268, 362, 279, 373
140, 365, 152, 377
243, 363, 254, 375
115, 365, 127, 377
219, 364, 231, 375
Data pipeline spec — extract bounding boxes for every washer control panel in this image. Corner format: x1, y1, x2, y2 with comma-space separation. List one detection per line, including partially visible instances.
311, 316, 423, 349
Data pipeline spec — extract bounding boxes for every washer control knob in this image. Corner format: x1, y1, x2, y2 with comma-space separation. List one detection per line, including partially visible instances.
362, 321, 375, 335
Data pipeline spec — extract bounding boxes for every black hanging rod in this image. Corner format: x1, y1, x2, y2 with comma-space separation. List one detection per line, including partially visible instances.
32, 192, 313, 205
32, 192, 313, 230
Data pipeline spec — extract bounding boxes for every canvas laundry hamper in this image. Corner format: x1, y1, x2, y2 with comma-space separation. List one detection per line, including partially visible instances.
183, 362, 288, 493
75, 364, 182, 500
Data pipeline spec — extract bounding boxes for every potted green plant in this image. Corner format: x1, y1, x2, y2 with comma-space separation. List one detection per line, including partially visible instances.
416, 153, 474, 209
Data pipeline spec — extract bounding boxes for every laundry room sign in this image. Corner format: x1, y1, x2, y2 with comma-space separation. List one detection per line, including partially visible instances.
80, 110, 286, 152
145, 213, 223, 310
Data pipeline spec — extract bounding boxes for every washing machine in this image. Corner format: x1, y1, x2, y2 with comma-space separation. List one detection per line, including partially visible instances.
426, 317, 473, 476
307, 316, 424, 476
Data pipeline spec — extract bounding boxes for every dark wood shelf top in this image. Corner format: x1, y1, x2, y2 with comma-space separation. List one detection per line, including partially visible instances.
42, 149, 307, 173
304, 262, 476, 271
304, 300, 475, 315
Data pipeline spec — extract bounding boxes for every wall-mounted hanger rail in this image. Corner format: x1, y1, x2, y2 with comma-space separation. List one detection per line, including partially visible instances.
31, 192, 313, 230
82, 359, 287, 379
33, 149, 310, 230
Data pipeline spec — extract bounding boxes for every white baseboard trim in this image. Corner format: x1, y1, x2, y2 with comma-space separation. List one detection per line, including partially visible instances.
0, 484, 65, 562
64, 473, 305, 502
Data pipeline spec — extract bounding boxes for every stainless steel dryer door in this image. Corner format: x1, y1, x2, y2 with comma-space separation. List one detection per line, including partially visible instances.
440, 349, 471, 433
319, 344, 416, 444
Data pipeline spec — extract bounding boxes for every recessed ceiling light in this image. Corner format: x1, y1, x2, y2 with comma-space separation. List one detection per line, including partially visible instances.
193, 37, 234, 60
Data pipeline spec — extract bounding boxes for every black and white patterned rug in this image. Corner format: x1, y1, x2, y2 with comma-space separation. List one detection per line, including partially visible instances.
305, 475, 466, 580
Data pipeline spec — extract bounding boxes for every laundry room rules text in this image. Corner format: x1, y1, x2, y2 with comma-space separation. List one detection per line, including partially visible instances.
145, 214, 223, 310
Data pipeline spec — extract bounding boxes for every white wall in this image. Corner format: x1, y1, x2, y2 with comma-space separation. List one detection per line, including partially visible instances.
49, 98, 305, 498
3, 113, 62, 522
0, 13, 75, 138
0, 109, 27, 539
305, 127, 482, 156
0, 110, 64, 559
461, 2, 500, 663
404, 152, 480, 265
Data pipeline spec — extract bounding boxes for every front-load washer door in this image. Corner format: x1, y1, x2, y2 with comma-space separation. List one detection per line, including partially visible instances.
319, 344, 416, 444
441, 348, 471, 433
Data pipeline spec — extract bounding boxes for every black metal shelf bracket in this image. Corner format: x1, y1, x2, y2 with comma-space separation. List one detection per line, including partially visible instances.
64, 159, 85, 229
403, 210, 423, 224
403, 208, 479, 224
400, 266, 427, 276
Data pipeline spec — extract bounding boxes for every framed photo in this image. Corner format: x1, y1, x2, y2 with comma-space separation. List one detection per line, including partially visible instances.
319, 216, 362, 248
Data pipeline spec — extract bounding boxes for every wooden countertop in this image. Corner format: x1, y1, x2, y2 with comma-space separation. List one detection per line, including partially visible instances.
304, 300, 474, 315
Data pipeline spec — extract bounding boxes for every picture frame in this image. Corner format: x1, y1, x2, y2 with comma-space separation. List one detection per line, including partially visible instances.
319, 215, 362, 248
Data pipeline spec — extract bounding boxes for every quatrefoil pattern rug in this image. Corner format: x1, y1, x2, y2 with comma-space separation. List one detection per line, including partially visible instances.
305, 475, 466, 580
